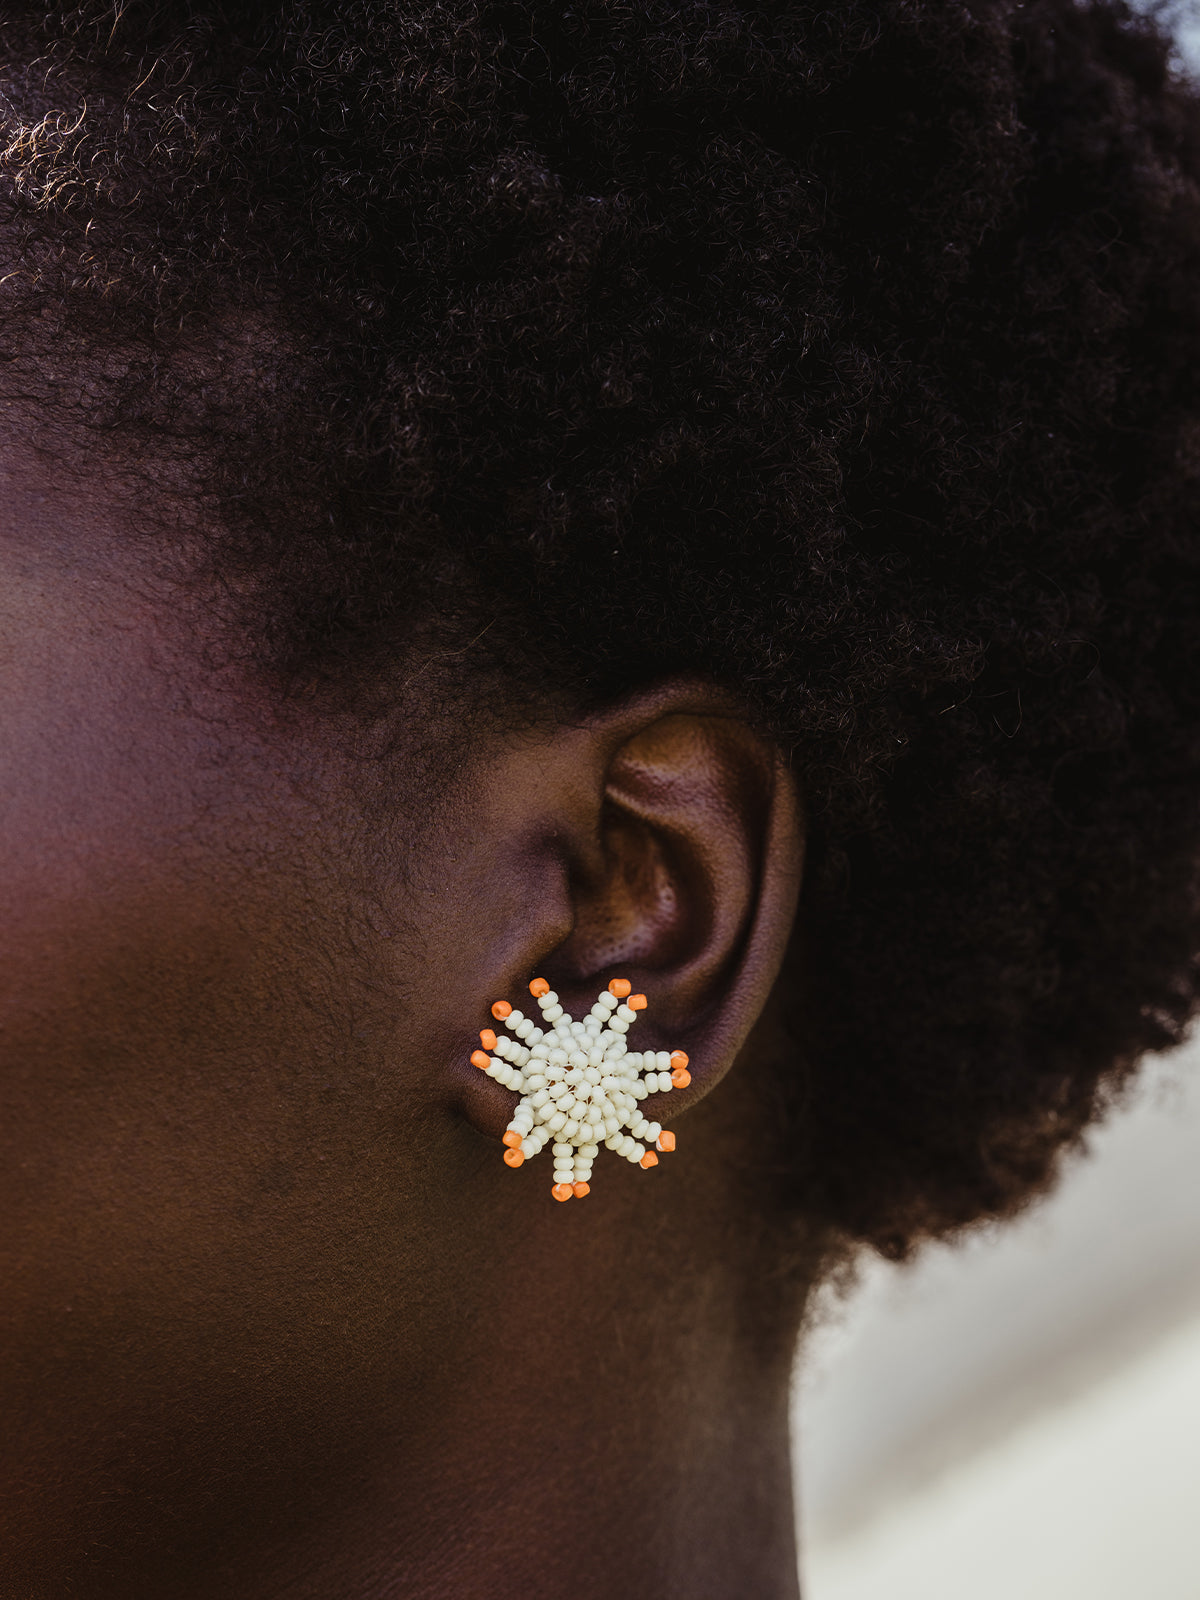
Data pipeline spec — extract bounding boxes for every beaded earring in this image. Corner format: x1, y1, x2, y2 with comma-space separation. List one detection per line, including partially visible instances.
470, 977, 691, 1201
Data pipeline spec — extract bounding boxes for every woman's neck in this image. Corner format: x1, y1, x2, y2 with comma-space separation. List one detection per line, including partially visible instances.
244, 1216, 808, 1600
53, 1070, 815, 1600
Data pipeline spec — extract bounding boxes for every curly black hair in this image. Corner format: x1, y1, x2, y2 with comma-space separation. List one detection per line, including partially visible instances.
2, 0, 1199, 1258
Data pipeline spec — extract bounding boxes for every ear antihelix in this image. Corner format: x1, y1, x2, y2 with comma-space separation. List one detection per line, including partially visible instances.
471, 976, 685, 1201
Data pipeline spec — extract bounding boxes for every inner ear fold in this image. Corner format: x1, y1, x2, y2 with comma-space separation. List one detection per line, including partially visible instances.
546, 713, 788, 1037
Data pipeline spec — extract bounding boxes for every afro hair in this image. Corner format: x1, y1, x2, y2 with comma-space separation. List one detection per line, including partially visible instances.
2, 0, 1199, 1256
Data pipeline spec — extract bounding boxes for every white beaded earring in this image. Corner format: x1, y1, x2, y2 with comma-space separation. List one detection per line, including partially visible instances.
470, 977, 691, 1201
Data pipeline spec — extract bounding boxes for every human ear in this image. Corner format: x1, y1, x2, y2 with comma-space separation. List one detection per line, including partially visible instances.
457, 688, 804, 1134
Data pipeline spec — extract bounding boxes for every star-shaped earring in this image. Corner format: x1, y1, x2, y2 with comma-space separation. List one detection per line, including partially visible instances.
471, 978, 690, 1200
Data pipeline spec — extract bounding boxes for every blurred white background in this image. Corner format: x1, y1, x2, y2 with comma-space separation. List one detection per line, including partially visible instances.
793, 1035, 1200, 1599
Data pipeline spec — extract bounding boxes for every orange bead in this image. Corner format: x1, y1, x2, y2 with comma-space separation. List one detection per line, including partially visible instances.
608, 978, 632, 998
491, 1000, 512, 1020
479, 1029, 498, 1050
640, 1150, 659, 1169
529, 977, 550, 997
669, 1050, 689, 1071
572, 1181, 591, 1198
671, 1067, 692, 1088
629, 993, 647, 1010
552, 1183, 573, 1202
657, 1130, 677, 1153
471, 1049, 491, 1070
502, 1130, 523, 1148
503, 1148, 525, 1168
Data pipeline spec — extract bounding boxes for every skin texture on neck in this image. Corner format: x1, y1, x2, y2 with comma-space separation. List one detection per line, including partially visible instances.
0, 441, 812, 1598
175, 1059, 810, 1600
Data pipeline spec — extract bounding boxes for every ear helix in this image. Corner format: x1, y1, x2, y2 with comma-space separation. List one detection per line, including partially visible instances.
470, 977, 690, 1202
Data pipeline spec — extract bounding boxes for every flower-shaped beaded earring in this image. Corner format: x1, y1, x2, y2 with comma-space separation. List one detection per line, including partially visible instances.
470, 978, 691, 1201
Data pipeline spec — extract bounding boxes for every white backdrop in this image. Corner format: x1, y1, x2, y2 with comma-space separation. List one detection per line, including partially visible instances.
794, 1037, 1200, 1600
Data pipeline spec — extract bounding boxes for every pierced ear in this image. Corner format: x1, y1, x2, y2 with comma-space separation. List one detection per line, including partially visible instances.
535, 705, 804, 1103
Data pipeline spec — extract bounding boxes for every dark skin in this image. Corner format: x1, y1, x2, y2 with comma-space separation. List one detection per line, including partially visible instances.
0, 440, 809, 1598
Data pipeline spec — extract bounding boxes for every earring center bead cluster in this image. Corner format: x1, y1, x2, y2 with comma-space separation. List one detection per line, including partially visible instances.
471, 978, 690, 1201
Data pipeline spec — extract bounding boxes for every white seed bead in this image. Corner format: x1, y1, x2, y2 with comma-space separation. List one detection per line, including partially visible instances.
552, 1142, 574, 1157
605, 1133, 622, 1150
543, 1005, 563, 1023
627, 1142, 645, 1163
548, 1111, 566, 1132
616, 1004, 636, 1022
578, 1143, 599, 1158
657, 1071, 673, 1093
645, 1122, 661, 1141
609, 1018, 629, 1034
561, 1119, 579, 1140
